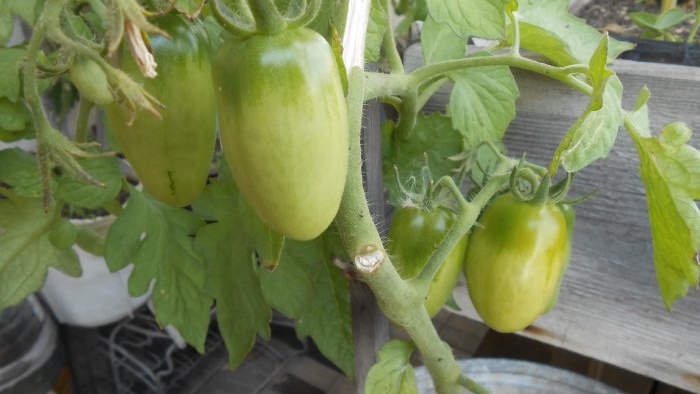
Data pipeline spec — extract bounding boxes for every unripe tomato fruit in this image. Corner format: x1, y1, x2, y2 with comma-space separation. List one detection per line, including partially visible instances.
212, 28, 348, 241
388, 206, 468, 317
544, 203, 575, 313
69, 57, 113, 105
106, 15, 217, 207
464, 193, 569, 333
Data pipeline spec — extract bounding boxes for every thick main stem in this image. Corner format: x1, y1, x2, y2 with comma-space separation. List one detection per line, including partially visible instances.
336, 68, 462, 394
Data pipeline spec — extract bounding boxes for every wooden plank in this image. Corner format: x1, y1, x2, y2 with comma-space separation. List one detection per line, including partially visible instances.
404, 44, 700, 393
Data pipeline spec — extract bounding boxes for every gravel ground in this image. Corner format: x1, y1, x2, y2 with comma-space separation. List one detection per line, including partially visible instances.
575, 0, 697, 41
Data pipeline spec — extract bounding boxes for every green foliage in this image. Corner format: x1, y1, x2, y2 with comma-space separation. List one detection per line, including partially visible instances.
55, 155, 122, 209
365, 0, 388, 62
516, 0, 634, 65
383, 114, 467, 202
365, 340, 418, 394
192, 172, 273, 368
448, 55, 519, 144
427, 0, 508, 39
421, 15, 465, 64
260, 229, 355, 379
0, 198, 80, 309
626, 91, 700, 309
0, 0, 44, 44
104, 188, 212, 351
553, 36, 624, 172
631, 8, 694, 40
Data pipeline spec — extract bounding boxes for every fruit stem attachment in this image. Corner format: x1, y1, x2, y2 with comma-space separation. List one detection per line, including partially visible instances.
248, 0, 287, 34
411, 166, 510, 295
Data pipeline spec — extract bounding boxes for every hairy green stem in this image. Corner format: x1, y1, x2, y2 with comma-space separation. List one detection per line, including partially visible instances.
337, 67, 465, 394
507, 6, 520, 56
458, 374, 492, 394
23, 0, 63, 209
248, 0, 286, 34
411, 170, 509, 293
410, 55, 589, 95
365, 55, 590, 100
74, 99, 93, 144
380, 0, 404, 74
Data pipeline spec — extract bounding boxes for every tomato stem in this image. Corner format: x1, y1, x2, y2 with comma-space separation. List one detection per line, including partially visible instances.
412, 168, 510, 294
380, 0, 404, 74
248, 0, 287, 34
336, 68, 484, 394
506, 4, 521, 56
74, 99, 94, 144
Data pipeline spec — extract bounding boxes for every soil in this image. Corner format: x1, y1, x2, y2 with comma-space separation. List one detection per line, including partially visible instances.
575, 0, 697, 41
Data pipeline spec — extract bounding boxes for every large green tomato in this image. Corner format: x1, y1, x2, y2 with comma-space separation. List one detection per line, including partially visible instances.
212, 28, 348, 241
106, 15, 216, 207
388, 206, 469, 317
464, 193, 569, 333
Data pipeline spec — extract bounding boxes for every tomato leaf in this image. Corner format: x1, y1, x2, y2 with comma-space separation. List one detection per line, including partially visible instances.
0, 48, 26, 102
0, 198, 80, 309
626, 96, 700, 309
426, 0, 508, 39
192, 176, 272, 369
448, 56, 519, 144
1, 0, 44, 44
55, 155, 122, 209
104, 187, 211, 352
0, 148, 49, 198
365, 339, 418, 394
3, 0, 44, 25
383, 114, 467, 202
557, 75, 624, 172
0, 98, 35, 141
365, 0, 388, 63
421, 15, 466, 64
587, 34, 614, 111
260, 231, 354, 378
516, 0, 634, 66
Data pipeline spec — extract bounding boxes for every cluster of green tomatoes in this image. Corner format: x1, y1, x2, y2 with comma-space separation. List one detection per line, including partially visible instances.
95, 12, 574, 334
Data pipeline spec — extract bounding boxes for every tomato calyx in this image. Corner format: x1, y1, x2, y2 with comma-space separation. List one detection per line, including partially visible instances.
392, 157, 459, 215
507, 160, 575, 206
212, 0, 322, 37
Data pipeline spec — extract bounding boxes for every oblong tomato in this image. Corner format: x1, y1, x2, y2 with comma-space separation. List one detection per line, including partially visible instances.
388, 206, 468, 317
544, 203, 575, 313
212, 28, 348, 241
464, 193, 568, 333
106, 15, 216, 207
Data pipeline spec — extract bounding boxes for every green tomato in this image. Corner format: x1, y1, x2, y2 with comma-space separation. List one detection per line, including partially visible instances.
69, 57, 113, 105
106, 15, 216, 207
544, 202, 575, 313
212, 28, 348, 241
464, 193, 569, 333
388, 206, 469, 317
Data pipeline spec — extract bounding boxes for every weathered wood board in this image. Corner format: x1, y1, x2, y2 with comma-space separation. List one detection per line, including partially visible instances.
404, 44, 700, 393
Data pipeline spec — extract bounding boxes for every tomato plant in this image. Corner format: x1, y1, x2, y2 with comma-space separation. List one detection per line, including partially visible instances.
106, 14, 217, 207
388, 206, 468, 317
1, 0, 699, 393
463, 193, 569, 333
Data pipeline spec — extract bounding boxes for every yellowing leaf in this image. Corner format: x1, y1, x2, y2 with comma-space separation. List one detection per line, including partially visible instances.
627, 96, 700, 309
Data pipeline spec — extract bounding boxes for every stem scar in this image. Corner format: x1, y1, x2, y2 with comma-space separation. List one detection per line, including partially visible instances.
354, 244, 386, 273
